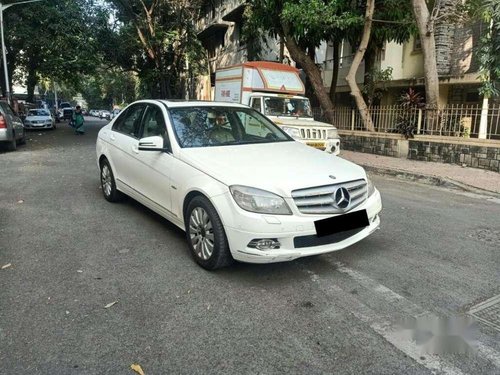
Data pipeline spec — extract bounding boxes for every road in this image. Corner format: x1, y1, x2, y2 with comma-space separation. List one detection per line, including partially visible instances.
1, 119, 499, 374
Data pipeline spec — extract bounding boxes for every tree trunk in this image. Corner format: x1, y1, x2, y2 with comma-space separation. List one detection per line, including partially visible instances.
411, 0, 439, 110
345, 0, 375, 131
363, 46, 377, 106
329, 40, 340, 104
26, 59, 38, 103
283, 31, 335, 124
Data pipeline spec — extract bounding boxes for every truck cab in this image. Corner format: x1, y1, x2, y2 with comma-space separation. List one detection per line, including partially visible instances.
248, 93, 340, 154
214, 61, 340, 155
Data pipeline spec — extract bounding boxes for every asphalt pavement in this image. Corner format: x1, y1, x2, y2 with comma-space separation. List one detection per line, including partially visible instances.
1, 119, 499, 374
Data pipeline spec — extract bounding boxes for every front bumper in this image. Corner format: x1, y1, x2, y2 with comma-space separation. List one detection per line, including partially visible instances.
24, 123, 53, 129
213, 189, 382, 264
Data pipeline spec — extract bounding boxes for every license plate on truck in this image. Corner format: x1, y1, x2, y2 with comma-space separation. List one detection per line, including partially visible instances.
306, 142, 325, 149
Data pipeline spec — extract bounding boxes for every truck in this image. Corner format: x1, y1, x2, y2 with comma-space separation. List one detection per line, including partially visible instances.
214, 61, 340, 155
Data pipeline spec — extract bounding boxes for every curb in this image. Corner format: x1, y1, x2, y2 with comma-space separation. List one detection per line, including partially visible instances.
359, 164, 500, 199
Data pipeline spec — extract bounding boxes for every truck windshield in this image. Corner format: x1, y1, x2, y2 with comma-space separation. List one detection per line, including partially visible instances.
263, 97, 313, 118
169, 107, 292, 148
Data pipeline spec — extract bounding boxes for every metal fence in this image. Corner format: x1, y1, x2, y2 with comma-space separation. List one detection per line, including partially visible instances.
313, 104, 500, 139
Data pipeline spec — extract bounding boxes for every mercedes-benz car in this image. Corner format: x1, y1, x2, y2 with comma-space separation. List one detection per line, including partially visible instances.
96, 100, 382, 270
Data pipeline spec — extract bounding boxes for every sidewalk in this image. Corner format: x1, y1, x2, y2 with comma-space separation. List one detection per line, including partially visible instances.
340, 150, 500, 195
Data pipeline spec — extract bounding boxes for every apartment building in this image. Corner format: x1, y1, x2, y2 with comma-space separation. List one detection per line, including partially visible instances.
195, 0, 283, 100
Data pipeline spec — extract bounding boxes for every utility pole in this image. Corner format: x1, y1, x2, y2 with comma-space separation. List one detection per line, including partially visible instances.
0, 0, 44, 104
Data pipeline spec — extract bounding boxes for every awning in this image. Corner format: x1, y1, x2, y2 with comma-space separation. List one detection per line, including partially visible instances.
197, 23, 229, 40
222, 4, 245, 22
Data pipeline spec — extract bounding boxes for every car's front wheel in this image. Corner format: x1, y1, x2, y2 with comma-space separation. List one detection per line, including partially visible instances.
100, 159, 124, 202
186, 196, 233, 270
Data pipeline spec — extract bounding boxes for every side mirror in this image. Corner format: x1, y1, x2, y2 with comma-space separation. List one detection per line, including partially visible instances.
138, 136, 169, 152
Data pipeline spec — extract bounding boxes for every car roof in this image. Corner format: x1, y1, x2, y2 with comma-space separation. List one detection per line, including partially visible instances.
131, 99, 249, 109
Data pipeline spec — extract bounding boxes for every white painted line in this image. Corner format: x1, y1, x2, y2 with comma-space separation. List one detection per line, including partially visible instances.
328, 261, 500, 369
304, 268, 467, 375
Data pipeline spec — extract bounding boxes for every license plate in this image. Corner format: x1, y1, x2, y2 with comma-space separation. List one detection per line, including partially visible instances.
306, 142, 325, 149
314, 210, 369, 237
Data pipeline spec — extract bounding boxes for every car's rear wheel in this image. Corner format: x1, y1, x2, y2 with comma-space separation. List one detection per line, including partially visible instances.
100, 159, 124, 202
5, 133, 16, 151
18, 129, 26, 145
186, 196, 233, 270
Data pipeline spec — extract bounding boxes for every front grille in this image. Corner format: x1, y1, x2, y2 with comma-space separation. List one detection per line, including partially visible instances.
291, 179, 367, 214
300, 128, 327, 140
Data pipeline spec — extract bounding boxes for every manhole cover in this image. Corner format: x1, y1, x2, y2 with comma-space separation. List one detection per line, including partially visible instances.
468, 294, 500, 331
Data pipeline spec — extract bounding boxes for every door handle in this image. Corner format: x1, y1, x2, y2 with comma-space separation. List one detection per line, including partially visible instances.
132, 145, 139, 154
110, 134, 116, 141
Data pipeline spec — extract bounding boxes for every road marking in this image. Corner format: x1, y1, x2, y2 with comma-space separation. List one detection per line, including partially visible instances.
302, 262, 500, 373
304, 268, 467, 375
328, 261, 500, 369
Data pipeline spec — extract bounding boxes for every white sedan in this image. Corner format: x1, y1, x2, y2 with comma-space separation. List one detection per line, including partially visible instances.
23, 109, 56, 130
96, 100, 382, 270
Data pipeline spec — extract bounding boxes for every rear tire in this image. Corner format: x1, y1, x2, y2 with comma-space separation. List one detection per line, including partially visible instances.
6, 134, 16, 151
100, 159, 124, 202
185, 196, 233, 270
18, 130, 26, 145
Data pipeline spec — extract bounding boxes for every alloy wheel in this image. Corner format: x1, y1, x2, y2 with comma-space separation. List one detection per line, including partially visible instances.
189, 207, 214, 260
101, 164, 112, 197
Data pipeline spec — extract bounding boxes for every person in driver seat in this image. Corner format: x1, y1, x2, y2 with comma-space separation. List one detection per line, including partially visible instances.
207, 111, 234, 143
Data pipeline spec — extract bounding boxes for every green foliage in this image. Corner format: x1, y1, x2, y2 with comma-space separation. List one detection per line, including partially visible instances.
461, 0, 499, 98
80, 69, 137, 109
5, 0, 107, 96
106, 0, 206, 98
361, 66, 393, 103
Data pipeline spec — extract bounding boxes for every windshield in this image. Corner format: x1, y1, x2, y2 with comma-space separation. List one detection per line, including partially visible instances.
263, 97, 313, 118
169, 107, 293, 148
28, 109, 50, 116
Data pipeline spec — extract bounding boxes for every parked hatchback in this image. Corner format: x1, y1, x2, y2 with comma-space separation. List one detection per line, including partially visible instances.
0, 101, 25, 151
96, 100, 382, 270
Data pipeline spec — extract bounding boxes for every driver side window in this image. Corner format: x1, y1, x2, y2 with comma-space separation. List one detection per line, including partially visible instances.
113, 104, 145, 138
251, 98, 262, 112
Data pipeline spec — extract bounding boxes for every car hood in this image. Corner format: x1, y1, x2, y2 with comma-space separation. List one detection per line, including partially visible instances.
179, 141, 366, 197
26, 116, 51, 121
270, 117, 336, 129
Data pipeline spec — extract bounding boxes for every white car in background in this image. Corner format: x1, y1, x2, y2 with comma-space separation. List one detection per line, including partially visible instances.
100, 110, 111, 120
23, 109, 56, 130
96, 100, 382, 270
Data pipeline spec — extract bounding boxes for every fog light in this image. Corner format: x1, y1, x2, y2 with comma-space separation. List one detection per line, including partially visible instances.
248, 238, 281, 250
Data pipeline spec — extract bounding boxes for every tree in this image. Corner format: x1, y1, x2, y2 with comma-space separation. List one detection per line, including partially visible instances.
107, 0, 205, 98
469, 0, 500, 98
411, 0, 441, 111
345, 0, 375, 131
3, 0, 106, 101
245, 0, 364, 124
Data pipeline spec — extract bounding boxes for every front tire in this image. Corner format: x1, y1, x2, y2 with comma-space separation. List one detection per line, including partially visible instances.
100, 159, 124, 202
185, 196, 233, 270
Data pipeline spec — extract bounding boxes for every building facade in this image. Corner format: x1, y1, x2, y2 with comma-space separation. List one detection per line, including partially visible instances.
196, 1, 488, 107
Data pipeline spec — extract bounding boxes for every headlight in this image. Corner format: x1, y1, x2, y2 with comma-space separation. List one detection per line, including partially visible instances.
327, 128, 339, 139
366, 177, 376, 197
281, 126, 301, 139
229, 185, 292, 215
